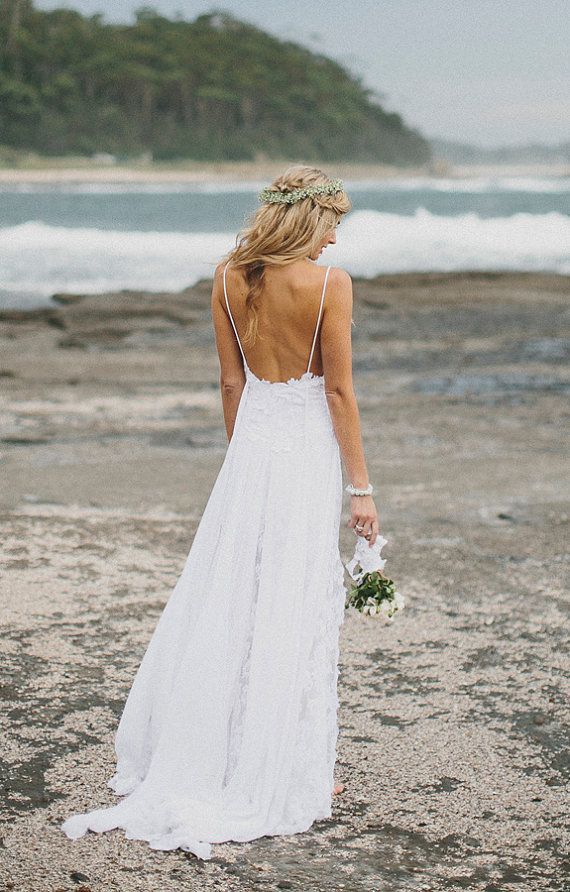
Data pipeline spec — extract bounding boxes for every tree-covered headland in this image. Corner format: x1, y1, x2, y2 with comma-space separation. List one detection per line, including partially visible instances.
0, 1, 432, 164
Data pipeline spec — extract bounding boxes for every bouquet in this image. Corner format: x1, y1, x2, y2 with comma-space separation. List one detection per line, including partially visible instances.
344, 534, 404, 622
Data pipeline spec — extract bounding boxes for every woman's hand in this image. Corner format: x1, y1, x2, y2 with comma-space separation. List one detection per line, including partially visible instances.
348, 495, 379, 546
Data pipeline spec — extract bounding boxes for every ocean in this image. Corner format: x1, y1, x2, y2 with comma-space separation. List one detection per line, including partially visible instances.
1, 175, 569, 308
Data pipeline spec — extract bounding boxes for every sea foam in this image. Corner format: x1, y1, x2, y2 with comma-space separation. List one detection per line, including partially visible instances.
1, 207, 568, 307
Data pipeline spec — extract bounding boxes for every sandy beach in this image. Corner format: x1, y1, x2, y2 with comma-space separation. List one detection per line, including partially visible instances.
0, 270, 568, 891
0, 160, 569, 184
0, 158, 428, 185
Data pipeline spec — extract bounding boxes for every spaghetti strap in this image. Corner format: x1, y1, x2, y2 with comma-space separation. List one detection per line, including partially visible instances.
307, 265, 331, 374
223, 262, 247, 368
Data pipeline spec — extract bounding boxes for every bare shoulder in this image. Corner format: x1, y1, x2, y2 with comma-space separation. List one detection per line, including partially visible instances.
213, 260, 227, 283
325, 267, 353, 312
328, 266, 352, 287
212, 261, 229, 305
210, 263, 227, 314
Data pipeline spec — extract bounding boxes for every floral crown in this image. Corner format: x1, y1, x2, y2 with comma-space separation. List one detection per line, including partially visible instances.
258, 178, 343, 205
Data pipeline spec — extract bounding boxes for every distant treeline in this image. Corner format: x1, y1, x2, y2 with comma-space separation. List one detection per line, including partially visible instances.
431, 136, 570, 165
0, 1, 431, 163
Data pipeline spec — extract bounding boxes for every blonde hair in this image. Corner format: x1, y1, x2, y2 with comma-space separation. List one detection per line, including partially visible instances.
220, 164, 352, 346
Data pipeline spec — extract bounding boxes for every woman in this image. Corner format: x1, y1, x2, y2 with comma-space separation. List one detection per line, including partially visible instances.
61, 164, 379, 860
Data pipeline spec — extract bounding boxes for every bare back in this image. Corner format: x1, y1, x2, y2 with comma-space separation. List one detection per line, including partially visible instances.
222, 261, 332, 383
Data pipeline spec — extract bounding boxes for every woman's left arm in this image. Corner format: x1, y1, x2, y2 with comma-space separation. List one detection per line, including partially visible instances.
211, 264, 246, 441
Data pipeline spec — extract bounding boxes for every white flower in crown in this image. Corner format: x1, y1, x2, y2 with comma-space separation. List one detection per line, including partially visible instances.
258, 178, 343, 205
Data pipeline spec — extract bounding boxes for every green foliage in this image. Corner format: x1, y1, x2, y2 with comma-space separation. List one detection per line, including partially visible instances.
345, 570, 403, 620
0, 1, 431, 163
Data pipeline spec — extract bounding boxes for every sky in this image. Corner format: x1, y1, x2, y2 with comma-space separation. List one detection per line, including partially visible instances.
33, 0, 569, 148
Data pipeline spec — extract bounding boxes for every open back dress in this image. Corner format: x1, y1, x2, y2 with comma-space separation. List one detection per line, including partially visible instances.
62, 262, 347, 860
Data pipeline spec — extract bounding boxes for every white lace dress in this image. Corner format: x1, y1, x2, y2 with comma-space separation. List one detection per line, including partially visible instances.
62, 263, 347, 860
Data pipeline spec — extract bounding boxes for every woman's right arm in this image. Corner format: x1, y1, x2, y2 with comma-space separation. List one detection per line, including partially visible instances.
320, 269, 380, 545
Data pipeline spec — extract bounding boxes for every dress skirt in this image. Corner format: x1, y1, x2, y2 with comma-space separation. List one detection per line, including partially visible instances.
62, 367, 347, 859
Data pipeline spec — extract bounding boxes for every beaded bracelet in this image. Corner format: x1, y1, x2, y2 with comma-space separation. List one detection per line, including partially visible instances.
345, 482, 374, 497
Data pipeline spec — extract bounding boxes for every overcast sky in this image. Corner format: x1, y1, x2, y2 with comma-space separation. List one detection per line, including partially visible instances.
34, 0, 569, 147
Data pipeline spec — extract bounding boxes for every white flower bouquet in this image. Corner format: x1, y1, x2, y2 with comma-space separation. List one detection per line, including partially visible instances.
344, 535, 404, 622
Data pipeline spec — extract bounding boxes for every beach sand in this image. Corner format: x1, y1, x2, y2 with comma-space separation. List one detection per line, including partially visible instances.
0, 159, 430, 184
0, 271, 568, 890
0, 159, 568, 184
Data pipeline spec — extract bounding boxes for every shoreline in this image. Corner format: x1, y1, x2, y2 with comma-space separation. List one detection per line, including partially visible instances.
0, 160, 568, 185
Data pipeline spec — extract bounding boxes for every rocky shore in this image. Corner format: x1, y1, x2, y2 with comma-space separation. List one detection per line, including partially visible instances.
0, 271, 568, 891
